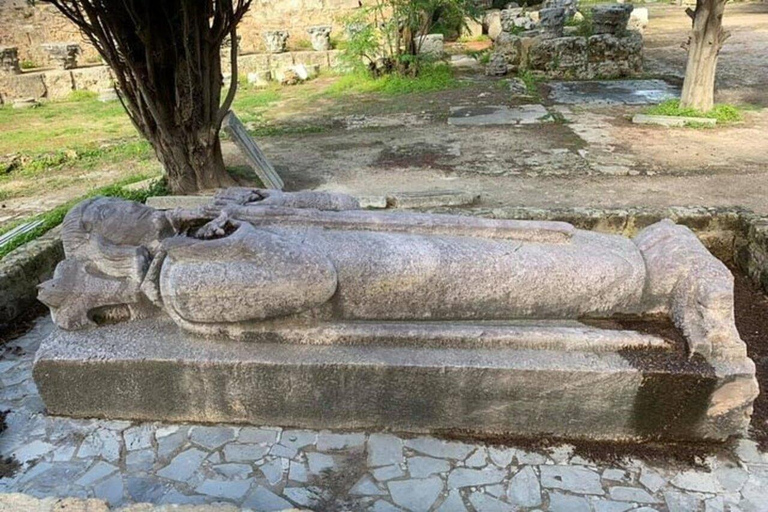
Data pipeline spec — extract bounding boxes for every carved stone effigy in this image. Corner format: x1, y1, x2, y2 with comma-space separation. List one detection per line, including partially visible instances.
33, 189, 758, 441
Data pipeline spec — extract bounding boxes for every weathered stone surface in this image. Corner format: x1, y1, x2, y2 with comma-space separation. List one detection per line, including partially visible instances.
632, 114, 715, 127
0, 46, 21, 74
592, 4, 633, 36
543, 0, 580, 18
548, 491, 591, 512
484, 10, 503, 40
528, 36, 587, 79
587, 32, 643, 78
448, 468, 506, 488
449, 104, 552, 125
43, 69, 73, 100
468, 491, 516, 511
408, 456, 450, 478
388, 477, 444, 511
507, 466, 541, 507
307, 25, 332, 51
539, 7, 567, 38
417, 34, 444, 57
492, 32, 522, 71
41, 42, 80, 69
540, 466, 604, 495
264, 31, 289, 53
369, 434, 404, 467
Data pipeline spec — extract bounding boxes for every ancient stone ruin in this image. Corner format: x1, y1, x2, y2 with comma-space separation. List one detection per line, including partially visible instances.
41, 42, 81, 70
263, 30, 289, 54
0, 46, 21, 74
488, 3, 642, 79
33, 189, 758, 442
307, 25, 332, 51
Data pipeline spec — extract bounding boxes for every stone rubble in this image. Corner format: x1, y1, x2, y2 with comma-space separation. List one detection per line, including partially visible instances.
1, 316, 767, 510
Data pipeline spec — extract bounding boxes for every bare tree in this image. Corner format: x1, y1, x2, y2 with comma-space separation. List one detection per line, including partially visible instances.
45, 0, 252, 193
680, 0, 730, 112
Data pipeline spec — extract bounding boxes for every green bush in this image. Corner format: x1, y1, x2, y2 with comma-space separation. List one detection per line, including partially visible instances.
325, 63, 459, 96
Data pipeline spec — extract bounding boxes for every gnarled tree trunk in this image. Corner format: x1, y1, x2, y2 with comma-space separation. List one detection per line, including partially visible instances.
680, 0, 730, 112
47, 0, 252, 194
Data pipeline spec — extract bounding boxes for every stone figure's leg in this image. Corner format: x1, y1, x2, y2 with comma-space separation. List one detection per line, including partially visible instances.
634, 219, 746, 360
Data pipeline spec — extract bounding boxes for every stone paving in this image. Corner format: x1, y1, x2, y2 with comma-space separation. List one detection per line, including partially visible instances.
2, 317, 768, 511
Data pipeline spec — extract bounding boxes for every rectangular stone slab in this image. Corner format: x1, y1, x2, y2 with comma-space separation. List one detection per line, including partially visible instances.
221, 111, 284, 190
33, 318, 754, 442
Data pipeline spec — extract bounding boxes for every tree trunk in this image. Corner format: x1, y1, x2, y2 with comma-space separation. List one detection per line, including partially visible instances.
680, 0, 729, 112
154, 130, 236, 194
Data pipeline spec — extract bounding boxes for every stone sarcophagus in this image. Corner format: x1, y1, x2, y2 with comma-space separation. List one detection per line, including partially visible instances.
33, 189, 758, 441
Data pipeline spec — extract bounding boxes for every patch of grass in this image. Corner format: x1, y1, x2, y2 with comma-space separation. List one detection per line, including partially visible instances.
0, 176, 168, 259
247, 123, 329, 137
516, 69, 543, 99
325, 64, 460, 96
19, 60, 37, 70
566, 11, 594, 37
69, 90, 100, 102
458, 34, 491, 43
645, 100, 744, 124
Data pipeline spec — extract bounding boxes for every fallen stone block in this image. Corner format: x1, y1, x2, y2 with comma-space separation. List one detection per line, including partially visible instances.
632, 114, 716, 127
386, 190, 480, 209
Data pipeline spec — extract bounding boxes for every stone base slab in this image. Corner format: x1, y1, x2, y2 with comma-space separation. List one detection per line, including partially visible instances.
33, 318, 754, 442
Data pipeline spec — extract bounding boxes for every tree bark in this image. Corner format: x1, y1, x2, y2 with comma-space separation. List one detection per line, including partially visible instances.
153, 130, 236, 195
680, 0, 729, 112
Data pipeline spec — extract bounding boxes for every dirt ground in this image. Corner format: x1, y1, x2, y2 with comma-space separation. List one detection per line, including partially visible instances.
224, 2, 768, 214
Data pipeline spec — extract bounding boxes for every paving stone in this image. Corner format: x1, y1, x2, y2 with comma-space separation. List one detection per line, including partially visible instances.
238, 427, 279, 445
548, 79, 679, 105
408, 456, 450, 479
158, 490, 209, 506
540, 465, 605, 495
372, 464, 405, 481
512, 449, 548, 465
16, 461, 53, 485
307, 451, 336, 474
125, 449, 155, 473
468, 491, 515, 512
93, 472, 124, 507
436, 490, 468, 512
592, 499, 635, 512
484, 484, 505, 498
280, 429, 317, 450
448, 467, 506, 488
602, 468, 629, 482
189, 426, 238, 450
243, 486, 294, 511
11, 440, 54, 465
664, 490, 702, 512
714, 465, 748, 492
269, 443, 298, 459
369, 434, 404, 467
126, 476, 167, 503
609, 486, 661, 503
507, 465, 541, 507
51, 444, 77, 462
284, 486, 322, 508
350, 475, 388, 496
260, 457, 285, 484
156, 430, 187, 460
740, 476, 768, 512
75, 461, 118, 487
465, 448, 488, 468
156, 447, 207, 482
123, 424, 155, 451
488, 447, 514, 468
705, 496, 725, 512
734, 439, 768, 464
370, 499, 404, 512
77, 428, 121, 462
388, 476, 444, 512
317, 431, 366, 451
288, 461, 309, 483
223, 443, 270, 463
548, 491, 591, 512
195, 479, 252, 501
639, 468, 667, 493
405, 437, 474, 460
155, 425, 180, 438
214, 463, 252, 479
671, 470, 724, 493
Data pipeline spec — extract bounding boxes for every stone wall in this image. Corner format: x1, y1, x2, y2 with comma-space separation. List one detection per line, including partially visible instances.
0, 227, 63, 327
0, 0, 361, 65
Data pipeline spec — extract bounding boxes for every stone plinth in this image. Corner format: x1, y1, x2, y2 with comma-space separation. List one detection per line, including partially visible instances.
264, 31, 289, 54
0, 46, 20, 74
33, 317, 756, 442
307, 25, 332, 51
538, 7, 566, 38
592, 4, 634, 36
417, 34, 444, 57
41, 42, 81, 70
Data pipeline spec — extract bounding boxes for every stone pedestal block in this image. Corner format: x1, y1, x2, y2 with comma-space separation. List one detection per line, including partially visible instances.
592, 4, 634, 36
264, 31, 289, 54
0, 46, 21, 74
307, 26, 332, 51
33, 317, 757, 442
41, 42, 81, 70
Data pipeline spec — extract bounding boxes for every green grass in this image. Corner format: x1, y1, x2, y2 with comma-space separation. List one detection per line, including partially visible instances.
0, 176, 168, 259
645, 100, 744, 124
516, 70, 544, 99
324, 64, 460, 97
